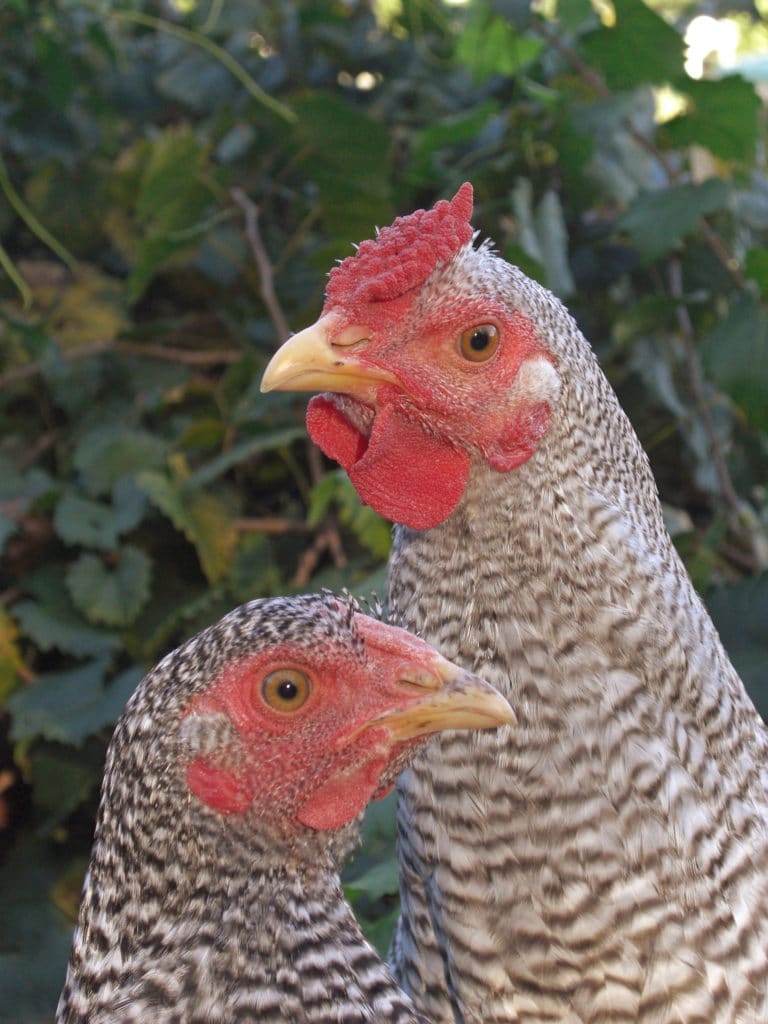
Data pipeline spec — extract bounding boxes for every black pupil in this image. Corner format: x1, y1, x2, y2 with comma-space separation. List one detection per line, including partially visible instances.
277, 679, 298, 701
470, 329, 489, 351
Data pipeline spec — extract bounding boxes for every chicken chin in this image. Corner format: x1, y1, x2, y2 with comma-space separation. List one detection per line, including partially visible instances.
308, 394, 470, 530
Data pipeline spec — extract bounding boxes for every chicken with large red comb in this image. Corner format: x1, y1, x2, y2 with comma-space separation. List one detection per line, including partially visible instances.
56, 592, 514, 1023
262, 187, 768, 1022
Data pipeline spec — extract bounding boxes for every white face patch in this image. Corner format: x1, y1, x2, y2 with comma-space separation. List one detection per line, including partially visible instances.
509, 354, 561, 408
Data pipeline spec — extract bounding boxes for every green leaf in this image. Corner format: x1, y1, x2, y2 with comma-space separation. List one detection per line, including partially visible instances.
136, 128, 208, 225
511, 178, 574, 298
0, 455, 53, 503
0, 509, 17, 557
555, 0, 596, 32
0, 836, 75, 1024
706, 574, 768, 720
229, 534, 281, 603
579, 0, 682, 90
53, 482, 147, 551
308, 471, 392, 560
29, 746, 101, 831
408, 101, 499, 189
699, 294, 768, 432
355, 904, 401, 959
54, 493, 121, 550
344, 858, 399, 901
293, 94, 393, 244
0, 610, 28, 702
127, 127, 216, 298
67, 547, 153, 627
13, 599, 119, 658
620, 179, 728, 262
745, 248, 768, 301
137, 470, 238, 583
663, 76, 760, 163
73, 427, 169, 497
456, 9, 543, 82
8, 660, 143, 746
185, 427, 304, 488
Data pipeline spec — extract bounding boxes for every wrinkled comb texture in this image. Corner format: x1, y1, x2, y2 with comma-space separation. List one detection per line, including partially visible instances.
326, 182, 474, 308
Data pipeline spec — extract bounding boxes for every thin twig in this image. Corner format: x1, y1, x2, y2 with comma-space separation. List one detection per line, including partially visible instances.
105, 8, 296, 124
231, 188, 291, 341
235, 517, 312, 535
532, 20, 746, 288
292, 523, 348, 588
230, 189, 348, 578
17, 429, 58, 471
115, 341, 241, 365
0, 340, 241, 391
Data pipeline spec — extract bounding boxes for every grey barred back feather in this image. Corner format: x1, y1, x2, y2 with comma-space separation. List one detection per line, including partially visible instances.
386, 245, 768, 1022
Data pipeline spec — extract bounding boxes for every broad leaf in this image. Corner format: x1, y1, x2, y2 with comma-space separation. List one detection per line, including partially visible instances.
293, 94, 392, 244
620, 179, 727, 262
67, 547, 152, 627
0, 610, 28, 702
186, 427, 304, 488
0, 836, 75, 1024
29, 746, 102, 831
699, 293, 768, 432
138, 470, 238, 583
456, 9, 543, 82
745, 247, 768, 301
579, 0, 682, 91
13, 599, 118, 658
663, 76, 760, 163
73, 427, 169, 498
8, 660, 143, 746
706, 574, 768, 720
54, 493, 121, 550
408, 102, 499, 190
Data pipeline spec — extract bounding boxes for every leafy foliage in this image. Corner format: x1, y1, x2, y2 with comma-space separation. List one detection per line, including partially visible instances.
1, 0, 767, 1012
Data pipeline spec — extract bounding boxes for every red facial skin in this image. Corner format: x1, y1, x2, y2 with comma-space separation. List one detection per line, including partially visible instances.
183, 616, 445, 832
307, 297, 553, 530
299, 184, 555, 530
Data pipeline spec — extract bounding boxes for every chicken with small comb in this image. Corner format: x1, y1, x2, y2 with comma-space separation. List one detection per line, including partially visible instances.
56, 592, 514, 1023
263, 186, 768, 1023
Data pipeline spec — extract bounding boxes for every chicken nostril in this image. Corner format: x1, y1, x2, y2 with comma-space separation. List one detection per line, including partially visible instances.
331, 327, 371, 349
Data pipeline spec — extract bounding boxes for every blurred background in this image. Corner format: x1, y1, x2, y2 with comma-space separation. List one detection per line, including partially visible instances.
1, 0, 768, 1017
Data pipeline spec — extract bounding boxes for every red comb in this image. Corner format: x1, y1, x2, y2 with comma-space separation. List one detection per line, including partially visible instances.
325, 183, 474, 309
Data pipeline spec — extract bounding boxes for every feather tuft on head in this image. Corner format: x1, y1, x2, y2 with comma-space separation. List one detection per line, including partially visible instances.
325, 183, 474, 309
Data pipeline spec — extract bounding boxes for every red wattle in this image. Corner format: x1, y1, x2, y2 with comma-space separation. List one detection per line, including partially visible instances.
350, 405, 470, 530
298, 755, 389, 831
307, 396, 470, 531
307, 395, 368, 472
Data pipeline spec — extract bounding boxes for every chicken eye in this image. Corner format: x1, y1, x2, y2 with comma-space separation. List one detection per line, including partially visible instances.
261, 669, 311, 713
458, 323, 499, 362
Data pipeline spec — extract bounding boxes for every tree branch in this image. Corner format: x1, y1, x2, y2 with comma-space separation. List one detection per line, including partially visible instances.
231, 188, 291, 342
235, 517, 312, 535
0, 340, 240, 391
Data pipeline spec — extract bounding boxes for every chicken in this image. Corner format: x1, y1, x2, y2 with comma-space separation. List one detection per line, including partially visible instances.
56, 591, 514, 1024
261, 186, 768, 1022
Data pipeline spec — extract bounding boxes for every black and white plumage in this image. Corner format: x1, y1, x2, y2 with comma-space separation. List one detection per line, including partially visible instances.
262, 185, 768, 1022
56, 592, 514, 1023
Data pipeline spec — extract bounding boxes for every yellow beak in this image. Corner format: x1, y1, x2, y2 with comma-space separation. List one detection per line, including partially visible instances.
260, 314, 397, 396
344, 653, 515, 746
